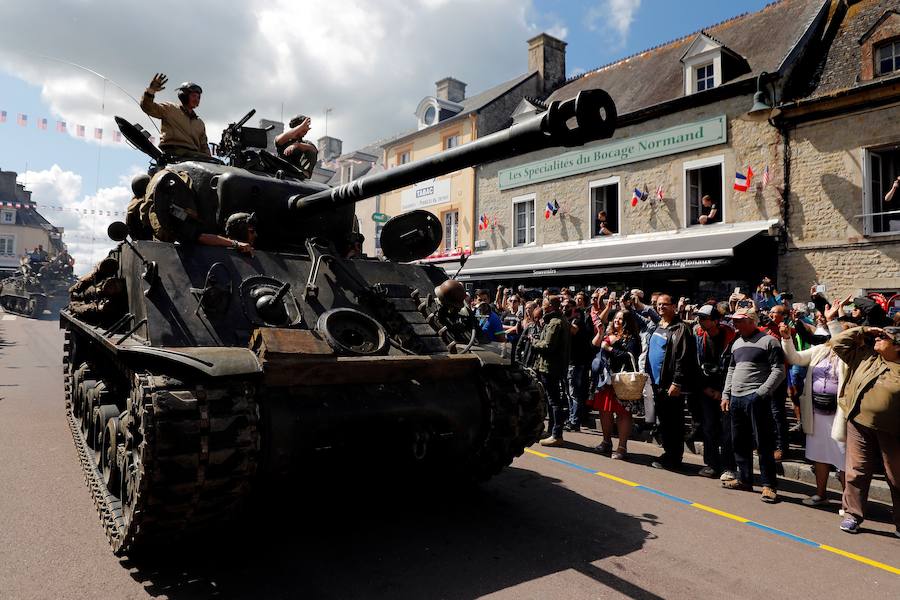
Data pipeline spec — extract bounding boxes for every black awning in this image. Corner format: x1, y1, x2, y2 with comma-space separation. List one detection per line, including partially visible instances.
454, 227, 769, 281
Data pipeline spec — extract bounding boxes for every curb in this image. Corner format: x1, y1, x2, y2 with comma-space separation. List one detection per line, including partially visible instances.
693, 441, 892, 504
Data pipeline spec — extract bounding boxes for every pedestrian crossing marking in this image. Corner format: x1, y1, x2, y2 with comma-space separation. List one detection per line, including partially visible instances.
524, 448, 900, 576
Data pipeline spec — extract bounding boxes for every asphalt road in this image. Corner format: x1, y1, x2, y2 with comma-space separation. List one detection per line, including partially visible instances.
1, 311, 898, 600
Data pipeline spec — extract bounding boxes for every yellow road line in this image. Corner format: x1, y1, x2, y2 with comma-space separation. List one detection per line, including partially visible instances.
524, 448, 550, 458
521, 447, 900, 576
819, 545, 900, 576
594, 471, 640, 487
690, 502, 750, 523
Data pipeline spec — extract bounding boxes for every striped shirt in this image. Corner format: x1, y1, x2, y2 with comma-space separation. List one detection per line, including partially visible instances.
722, 330, 786, 400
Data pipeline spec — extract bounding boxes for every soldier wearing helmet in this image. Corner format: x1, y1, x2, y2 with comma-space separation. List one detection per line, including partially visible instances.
140, 73, 210, 158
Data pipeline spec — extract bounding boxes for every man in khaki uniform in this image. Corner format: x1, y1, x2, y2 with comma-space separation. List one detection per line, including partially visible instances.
140, 73, 210, 158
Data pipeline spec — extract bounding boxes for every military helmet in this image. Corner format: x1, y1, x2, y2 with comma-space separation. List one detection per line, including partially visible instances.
176, 81, 203, 94
225, 212, 257, 241
176, 81, 203, 104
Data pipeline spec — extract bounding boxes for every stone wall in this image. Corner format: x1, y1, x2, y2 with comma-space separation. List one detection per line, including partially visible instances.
780, 101, 900, 300
476, 94, 782, 249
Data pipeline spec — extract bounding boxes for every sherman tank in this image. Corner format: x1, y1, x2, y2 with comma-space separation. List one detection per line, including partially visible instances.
1, 253, 76, 317
61, 89, 617, 554
0, 260, 48, 317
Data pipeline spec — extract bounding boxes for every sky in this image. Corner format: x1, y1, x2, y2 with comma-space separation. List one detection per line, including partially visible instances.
0, 0, 771, 271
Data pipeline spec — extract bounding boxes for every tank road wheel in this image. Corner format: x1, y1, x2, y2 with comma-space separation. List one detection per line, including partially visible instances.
92, 402, 119, 465
468, 365, 546, 482
101, 416, 122, 494
80, 380, 100, 440
71, 364, 92, 420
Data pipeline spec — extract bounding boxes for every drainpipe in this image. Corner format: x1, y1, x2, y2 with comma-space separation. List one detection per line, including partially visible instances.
778, 122, 791, 255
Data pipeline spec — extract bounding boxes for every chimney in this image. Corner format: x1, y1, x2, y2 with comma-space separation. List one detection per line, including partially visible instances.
435, 77, 467, 103
528, 33, 567, 95
317, 136, 343, 162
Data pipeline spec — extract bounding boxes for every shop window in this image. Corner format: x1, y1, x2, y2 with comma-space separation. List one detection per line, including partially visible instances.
589, 177, 619, 237
695, 63, 715, 92
443, 210, 459, 251
512, 194, 535, 246
865, 147, 900, 235
684, 157, 724, 227
0, 235, 14, 255
877, 39, 900, 76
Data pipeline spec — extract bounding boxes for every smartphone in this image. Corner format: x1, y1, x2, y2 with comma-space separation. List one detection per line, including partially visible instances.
734, 287, 741, 294
815, 284, 826, 294
609, 291, 617, 301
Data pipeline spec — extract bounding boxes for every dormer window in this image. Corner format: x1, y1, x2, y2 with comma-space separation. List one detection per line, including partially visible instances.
680, 32, 749, 96
695, 63, 715, 91
415, 96, 463, 130
877, 39, 900, 75
423, 106, 437, 126
1, 209, 15, 224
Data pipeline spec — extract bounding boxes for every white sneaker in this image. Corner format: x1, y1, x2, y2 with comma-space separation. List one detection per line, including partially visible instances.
719, 470, 737, 482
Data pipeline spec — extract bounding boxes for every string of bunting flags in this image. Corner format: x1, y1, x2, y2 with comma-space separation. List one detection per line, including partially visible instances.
0, 200, 126, 217
1, 110, 145, 144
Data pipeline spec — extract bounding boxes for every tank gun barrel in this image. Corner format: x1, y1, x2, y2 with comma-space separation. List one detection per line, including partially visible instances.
290, 89, 616, 214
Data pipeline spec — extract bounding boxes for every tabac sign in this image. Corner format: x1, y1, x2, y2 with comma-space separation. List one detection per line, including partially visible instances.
401, 178, 451, 211
498, 115, 727, 190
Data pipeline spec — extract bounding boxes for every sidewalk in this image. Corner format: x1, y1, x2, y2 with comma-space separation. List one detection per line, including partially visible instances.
690, 439, 892, 505
571, 417, 892, 504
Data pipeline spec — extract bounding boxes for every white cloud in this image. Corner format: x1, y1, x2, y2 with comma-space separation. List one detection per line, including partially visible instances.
587, 0, 642, 42
0, 0, 567, 152
22, 165, 136, 274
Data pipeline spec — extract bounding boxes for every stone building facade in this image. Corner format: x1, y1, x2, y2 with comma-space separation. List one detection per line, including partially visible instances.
466, 0, 831, 301
774, 0, 900, 306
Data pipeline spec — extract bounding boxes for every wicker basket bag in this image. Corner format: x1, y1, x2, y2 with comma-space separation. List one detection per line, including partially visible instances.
611, 353, 648, 402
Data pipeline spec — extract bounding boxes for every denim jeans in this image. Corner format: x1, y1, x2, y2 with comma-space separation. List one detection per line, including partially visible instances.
540, 373, 567, 439
567, 363, 590, 425
730, 391, 777, 488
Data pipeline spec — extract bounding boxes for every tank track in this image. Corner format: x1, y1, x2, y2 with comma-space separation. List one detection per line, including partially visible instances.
64, 330, 259, 554
469, 365, 546, 481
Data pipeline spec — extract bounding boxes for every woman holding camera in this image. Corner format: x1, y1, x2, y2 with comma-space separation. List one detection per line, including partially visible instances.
591, 310, 642, 460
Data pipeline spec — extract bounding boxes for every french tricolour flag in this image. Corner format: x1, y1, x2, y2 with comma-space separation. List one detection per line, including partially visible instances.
734, 171, 749, 192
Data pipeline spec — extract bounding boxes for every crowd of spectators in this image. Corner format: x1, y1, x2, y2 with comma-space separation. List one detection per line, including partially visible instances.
467, 279, 899, 537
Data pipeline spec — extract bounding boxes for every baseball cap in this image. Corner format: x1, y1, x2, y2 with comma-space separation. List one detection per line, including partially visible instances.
695, 305, 720, 320
880, 326, 900, 344
730, 307, 758, 323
